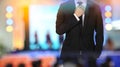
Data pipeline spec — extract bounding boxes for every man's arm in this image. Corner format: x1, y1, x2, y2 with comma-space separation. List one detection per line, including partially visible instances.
56, 4, 80, 35
95, 5, 104, 58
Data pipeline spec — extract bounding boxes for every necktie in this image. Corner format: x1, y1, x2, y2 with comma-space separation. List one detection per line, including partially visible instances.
77, 1, 83, 6
79, 15, 82, 25
77, 1, 84, 26
77, 1, 83, 21
77, 1, 85, 11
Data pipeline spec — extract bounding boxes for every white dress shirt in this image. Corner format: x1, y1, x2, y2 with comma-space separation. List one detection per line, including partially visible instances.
74, 0, 87, 26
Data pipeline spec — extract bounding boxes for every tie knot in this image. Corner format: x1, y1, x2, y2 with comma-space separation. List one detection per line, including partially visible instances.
77, 1, 83, 6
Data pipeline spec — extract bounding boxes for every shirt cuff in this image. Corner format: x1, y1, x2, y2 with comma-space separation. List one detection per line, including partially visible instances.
73, 13, 80, 21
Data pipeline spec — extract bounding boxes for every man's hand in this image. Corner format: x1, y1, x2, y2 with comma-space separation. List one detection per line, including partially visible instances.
74, 6, 85, 17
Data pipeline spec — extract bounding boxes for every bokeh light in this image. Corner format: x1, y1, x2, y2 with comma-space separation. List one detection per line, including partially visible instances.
105, 11, 112, 18
6, 6, 13, 13
6, 13, 13, 18
6, 26, 13, 32
13, 41, 24, 50
105, 18, 112, 23
105, 23, 112, 31
6, 19, 13, 25
105, 5, 112, 11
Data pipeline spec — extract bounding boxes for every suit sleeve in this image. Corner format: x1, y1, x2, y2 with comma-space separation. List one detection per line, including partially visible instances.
56, 4, 79, 35
95, 5, 104, 58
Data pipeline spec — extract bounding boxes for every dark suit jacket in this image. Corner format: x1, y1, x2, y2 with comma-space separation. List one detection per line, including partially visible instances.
56, 0, 104, 58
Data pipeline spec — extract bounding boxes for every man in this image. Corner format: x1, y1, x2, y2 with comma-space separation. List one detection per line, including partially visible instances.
56, 0, 104, 63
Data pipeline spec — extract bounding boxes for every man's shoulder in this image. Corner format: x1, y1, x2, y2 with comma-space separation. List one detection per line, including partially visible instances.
60, 0, 73, 6
88, 0, 100, 8
60, 2, 67, 6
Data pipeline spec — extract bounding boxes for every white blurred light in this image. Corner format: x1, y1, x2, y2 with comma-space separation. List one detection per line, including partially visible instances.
6, 6, 13, 12
6, 19, 13, 25
105, 5, 112, 11
105, 24, 112, 31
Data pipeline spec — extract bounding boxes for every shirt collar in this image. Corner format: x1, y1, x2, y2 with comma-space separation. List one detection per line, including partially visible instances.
74, 0, 87, 7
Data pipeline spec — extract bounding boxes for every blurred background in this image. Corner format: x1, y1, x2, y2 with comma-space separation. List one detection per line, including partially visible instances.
0, 0, 120, 67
